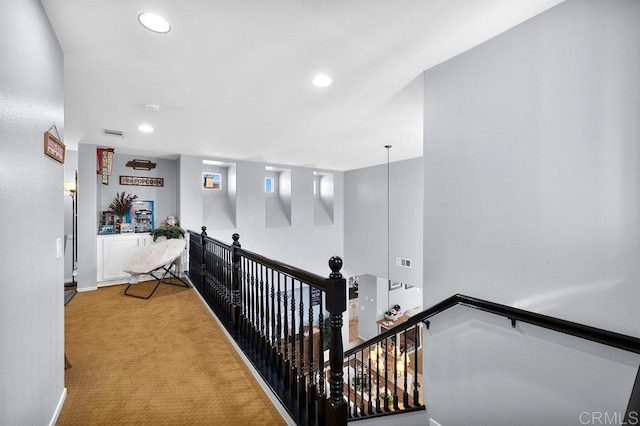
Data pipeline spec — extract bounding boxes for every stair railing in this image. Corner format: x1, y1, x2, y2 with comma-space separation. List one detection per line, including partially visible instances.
344, 293, 640, 422
189, 228, 640, 424
188, 228, 347, 426
343, 318, 426, 419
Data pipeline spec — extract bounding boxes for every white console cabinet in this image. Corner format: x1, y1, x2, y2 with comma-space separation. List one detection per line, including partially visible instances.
97, 234, 154, 285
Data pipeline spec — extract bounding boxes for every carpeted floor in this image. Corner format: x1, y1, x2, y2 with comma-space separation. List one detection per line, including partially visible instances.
59, 282, 286, 425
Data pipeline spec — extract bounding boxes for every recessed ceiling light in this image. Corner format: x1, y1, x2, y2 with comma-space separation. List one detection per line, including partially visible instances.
138, 124, 154, 133
312, 74, 332, 87
138, 13, 171, 33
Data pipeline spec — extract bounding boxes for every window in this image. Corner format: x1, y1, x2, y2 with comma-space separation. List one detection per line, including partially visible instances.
203, 172, 221, 190
265, 177, 274, 193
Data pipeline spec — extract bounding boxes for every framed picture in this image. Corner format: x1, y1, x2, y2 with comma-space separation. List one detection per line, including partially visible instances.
203, 172, 221, 190
389, 281, 402, 291
44, 131, 65, 163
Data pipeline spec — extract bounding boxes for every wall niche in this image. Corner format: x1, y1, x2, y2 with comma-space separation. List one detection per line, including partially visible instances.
202, 160, 237, 230
265, 166, 291, 228
313, 171, 334, 225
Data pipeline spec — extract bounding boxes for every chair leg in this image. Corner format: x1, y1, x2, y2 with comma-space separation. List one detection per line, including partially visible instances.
124, 260, 189, 299
162, 264, 190, 288
125, 279, 162, 299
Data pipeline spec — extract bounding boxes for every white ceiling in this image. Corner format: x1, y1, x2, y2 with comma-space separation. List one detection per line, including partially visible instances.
41, 0, 565, 171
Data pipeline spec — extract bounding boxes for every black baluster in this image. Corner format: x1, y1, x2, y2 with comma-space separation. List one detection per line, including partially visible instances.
241, 257, 248, 337
283, 276, 290, 390
367, 348, 373, 415
276, 273, 283, 377
317, 297, 326, 425
290, 277, 297, 397
231, 233, 241, 333
200, 226, 207, 295
393, 332, 399, 411
402, 329, 409, 408
260, 264, 266, 358
307, 284, 316, 421
346, 355, 352, 418
359, 349, 365, 416
384, 338, 389, 412
414, 324, 420, 406
252, 261, 258, 347
270, 269, 277, 372
245, 258, 252, 339
375, 342, 381, 414
325, 256, 347, 426
298, 282, 306, 411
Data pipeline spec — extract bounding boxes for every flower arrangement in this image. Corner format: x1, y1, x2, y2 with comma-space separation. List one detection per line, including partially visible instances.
108, 191, 138, 218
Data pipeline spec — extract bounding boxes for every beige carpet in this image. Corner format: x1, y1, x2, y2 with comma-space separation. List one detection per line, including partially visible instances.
59, 282, 286, 425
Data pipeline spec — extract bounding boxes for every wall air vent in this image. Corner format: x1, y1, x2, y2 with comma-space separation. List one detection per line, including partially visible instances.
103, 129, 124, 137
396, 257, 412, 268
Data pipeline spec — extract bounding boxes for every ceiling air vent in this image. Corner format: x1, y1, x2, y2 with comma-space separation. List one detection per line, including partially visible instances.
103, 129, 124, 137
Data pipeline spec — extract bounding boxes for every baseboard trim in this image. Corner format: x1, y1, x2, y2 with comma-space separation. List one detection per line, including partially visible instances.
189, 281, 296, 426
76, 286, 97, 292
49, 387, 67, 426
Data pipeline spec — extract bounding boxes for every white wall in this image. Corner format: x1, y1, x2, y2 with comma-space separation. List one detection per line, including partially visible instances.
423, 0, 640, 424
424, 306, 639, 426
180, 157, 344, 278
0, 0, 66, 423
344, 157, 423, 288
178, 155, 204, 235
344, 157, 424, 340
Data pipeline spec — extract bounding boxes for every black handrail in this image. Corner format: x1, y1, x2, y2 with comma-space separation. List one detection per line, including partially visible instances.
237, 247, 327, 290
198, 232, 327, 289
346, 294, 640, 356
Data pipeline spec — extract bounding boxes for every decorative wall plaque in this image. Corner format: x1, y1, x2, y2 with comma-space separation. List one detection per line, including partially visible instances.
126, 159, 156, 170
97, 148, 114, 185
44, 131, 65, 163
119, 176, 164, 187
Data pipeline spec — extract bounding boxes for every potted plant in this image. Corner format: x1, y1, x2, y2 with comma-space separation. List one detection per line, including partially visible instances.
149, 224, 186, 242
108, 191, 138, 229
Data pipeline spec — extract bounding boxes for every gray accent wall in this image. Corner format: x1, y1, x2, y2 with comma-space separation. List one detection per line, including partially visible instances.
97, 153, 178, 226
77, 144, 99, 290
76, 147, 178, 291
0, 0, 66, 423
423, 0, 640, 424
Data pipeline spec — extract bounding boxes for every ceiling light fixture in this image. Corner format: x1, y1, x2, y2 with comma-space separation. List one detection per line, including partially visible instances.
312, 74, 332, 87
138, 13, 171, 33
138, 124, 154, 133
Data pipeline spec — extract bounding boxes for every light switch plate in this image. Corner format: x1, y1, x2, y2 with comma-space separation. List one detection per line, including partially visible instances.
56, 238, 62, 259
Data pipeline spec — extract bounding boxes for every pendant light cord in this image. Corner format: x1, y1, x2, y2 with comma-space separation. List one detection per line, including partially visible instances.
385, 145, 392, 310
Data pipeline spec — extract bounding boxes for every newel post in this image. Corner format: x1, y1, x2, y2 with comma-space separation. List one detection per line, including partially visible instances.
200, 226, 207, 291
325, 256, 347, 426
231, 233, 241, 332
